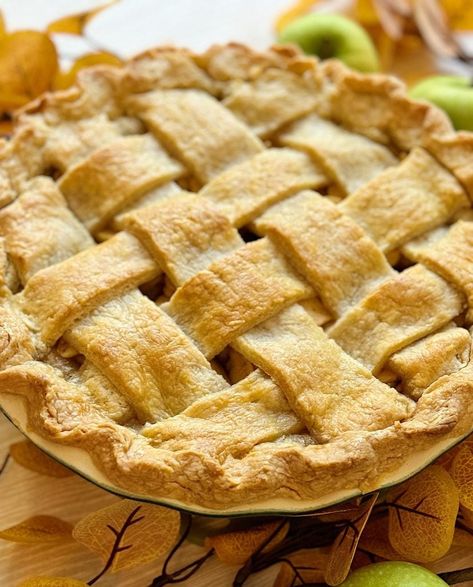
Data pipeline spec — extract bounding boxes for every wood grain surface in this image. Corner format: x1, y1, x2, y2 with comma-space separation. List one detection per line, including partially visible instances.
0, 413, 277, 586
0, 413, 471, 586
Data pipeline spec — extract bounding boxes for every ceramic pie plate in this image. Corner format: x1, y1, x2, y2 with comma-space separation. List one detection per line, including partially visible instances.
1, 392, 469, 517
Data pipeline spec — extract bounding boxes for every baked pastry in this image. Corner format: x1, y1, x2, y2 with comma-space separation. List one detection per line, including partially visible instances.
0, 43, 472, 510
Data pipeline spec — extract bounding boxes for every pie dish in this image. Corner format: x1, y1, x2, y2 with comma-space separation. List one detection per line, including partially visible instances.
0, 43, 472, 512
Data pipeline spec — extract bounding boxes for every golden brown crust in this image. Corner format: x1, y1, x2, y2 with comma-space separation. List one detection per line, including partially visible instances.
0, 43, 471, 510
0, 359, 471, 508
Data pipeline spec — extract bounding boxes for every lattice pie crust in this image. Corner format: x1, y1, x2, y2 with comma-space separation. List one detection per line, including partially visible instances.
0, 43, 472, 508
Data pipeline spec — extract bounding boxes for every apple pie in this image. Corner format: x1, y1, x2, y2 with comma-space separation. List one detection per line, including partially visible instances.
0, 43, 472, 509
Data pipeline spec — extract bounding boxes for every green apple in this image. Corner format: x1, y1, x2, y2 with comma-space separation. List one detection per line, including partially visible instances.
409, 76, 473, 131
340, 562, 448, 587
278, 13, 380, 73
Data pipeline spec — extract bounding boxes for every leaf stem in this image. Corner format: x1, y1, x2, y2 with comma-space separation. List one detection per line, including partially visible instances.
150, 548, 214, 586
150, 515, 216, 587
87, 505, 143, 586
161, 514, 192, 577
232, 520, 339, 586
383, 502, 440, 521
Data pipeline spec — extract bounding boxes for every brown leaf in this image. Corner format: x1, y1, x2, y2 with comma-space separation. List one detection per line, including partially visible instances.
0, 118, 12, 137
317, 500, 365, 524
53, 52, 122, 90
324, 492, 378, 586
0, 31, 57, 113
206, 521, 289, 565
452, 526, 473, 547
10, 440, 73, 478
414, 0, 460, 57
273, 548, 329, 586
384, 33, 439, 86
73, 500, 180, 573
387, 465, 459, 562
461, 505, 473, 528
351, 548, 375, 570
18, 578, 88, 587
451, 442, 473, 510
0, 515, 72, 543
373, 0, 411, 40
359, 514, 408, 561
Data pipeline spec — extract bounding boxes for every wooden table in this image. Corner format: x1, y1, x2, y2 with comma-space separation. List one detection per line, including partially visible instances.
0, 413, 277, 586
0, 412, 472, 586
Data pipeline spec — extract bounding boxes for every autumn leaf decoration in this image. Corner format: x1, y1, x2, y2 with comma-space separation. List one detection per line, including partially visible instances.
2, 443, 473, 585
276, 0, 473, 84
0, 516, 73, 544
386, 465, 459, 563
46, 2, 115, 36
324, 492, 378, 585
73, 500, 181, 583
18, 578, 89, 587
0, 3, 122, 136
0, 30, 57, 112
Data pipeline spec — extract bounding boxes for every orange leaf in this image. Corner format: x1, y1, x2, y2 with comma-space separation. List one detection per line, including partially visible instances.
0, 11, 5, 37
324, 493, 378, 586
275, 0, 321, 33
10, 440, 73, 478
0, 31, 57, 112
359, 514, 407, 561
451, 442, 473, 510
0, 515, 72, 543
18, 578, 88, 587
0, 118, 13, 137
387, 465, 459, 562
440, 0, 473, 30
436, 436, 473, 472
354, 0, 380, 26
46, 2, 115, 35
206, 521, 289, 565
47, 14, 88, 35
73, 500, 180, 573
273, 548, 329, 586
53, 52, 122, 90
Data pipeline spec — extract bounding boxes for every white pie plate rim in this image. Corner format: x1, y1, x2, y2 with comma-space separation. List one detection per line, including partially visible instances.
1, 392, 469, 517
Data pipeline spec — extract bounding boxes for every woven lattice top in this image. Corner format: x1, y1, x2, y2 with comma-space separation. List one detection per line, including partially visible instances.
0, 43, 472, 509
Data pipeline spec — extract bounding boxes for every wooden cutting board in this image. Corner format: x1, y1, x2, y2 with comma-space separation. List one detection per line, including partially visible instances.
0, 412, 471, 586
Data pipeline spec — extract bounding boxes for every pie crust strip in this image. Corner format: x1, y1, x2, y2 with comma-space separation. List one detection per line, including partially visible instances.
65, 290, 228, 423
403, 220, 473, 323
328, 265, 464, 373
126, 89, 264, 184
20, 231, 159, 346
279, 113, 398, 195
253, 190, 394, 316
340, 148, 469, 252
